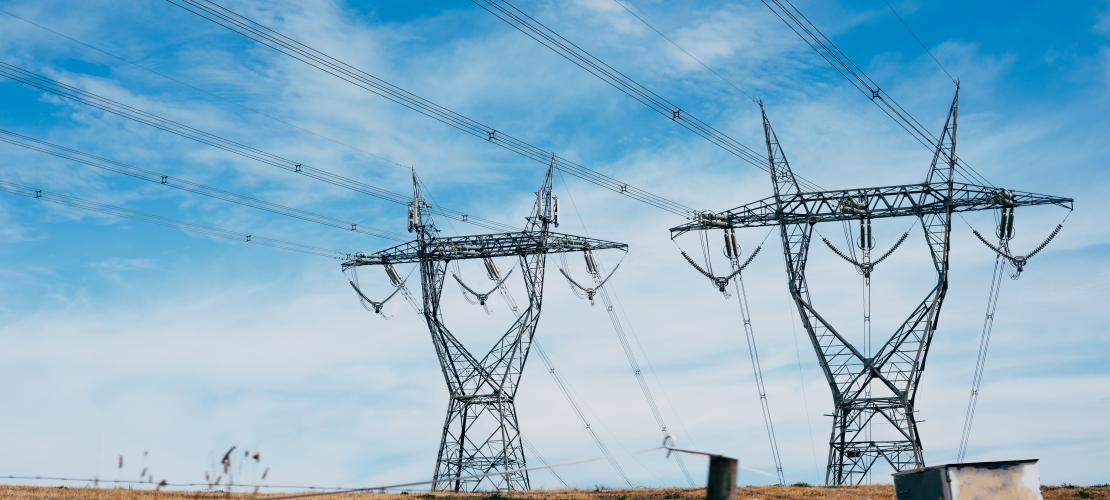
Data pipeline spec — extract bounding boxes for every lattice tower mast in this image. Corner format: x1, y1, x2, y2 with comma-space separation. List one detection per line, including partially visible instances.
670, 87, 1072, 485
344, 165, 626, 491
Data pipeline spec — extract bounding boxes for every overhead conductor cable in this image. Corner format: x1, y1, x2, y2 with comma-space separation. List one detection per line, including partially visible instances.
0, 180, 351, 260
0, 129, 403, 241
759, 0, 992, 187
727, 230, 786, 484
0, 62, 513, 232
495, 263, 635, 487
0, 6, 420, 176
554, 172, 696, 486
164, 0, 695, 217
472, 0, 825, 192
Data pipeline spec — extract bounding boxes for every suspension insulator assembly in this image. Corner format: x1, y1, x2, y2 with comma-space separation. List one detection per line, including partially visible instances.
997, 206, 1015, 240
385, 263, 404, 287
560, 250, 624, 305
584, 249, 599, 276
991, 189, 1017, 241
483, 256, 501, 281
723, 227, 740, 259
858, 217, 875, 250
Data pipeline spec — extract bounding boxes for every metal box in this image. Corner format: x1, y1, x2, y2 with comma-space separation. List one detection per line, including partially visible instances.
892, 459, 1042, 500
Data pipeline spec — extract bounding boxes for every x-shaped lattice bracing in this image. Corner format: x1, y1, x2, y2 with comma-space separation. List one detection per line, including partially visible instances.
669, 88, 1071, 485
345, 167, 625, 491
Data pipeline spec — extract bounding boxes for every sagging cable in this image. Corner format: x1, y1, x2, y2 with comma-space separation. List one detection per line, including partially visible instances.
730, 260, 786, 484
956, 252, 1006, 462
957, 204, 1069, 459
822, 231, 909, 277
680, 247, 761, 293
497, 283, 635, 486
453, 267, 515, 312
559, 250, 625, 305
348, 281, 402, 318
346, 265, 415, 319
972, 224, 1063, 276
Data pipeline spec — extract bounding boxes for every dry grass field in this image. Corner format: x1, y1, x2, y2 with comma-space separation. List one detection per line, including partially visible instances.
0, 484, 1107, 500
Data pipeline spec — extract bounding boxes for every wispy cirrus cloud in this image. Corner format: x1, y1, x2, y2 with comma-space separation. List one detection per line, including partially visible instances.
0, 0, 1103, 491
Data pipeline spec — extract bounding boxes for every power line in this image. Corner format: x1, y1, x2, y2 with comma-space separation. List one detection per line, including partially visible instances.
532, 341, 634, 487
482, 264, 632, 486
0, 129, 404, 242
498, 265, 656, 486
785, 294, 822, 476
591, 283, 696, 486
731, 272, 786, 484
760, 0, 994, 187
880, 0, 957, 83
481, 0, 788, 479
473, 0, 825, 192
372, 263, 635, 487
0, 62, 515, 232
553, 171, 696, 486
609, 0, 760, 104
520, 436, 570, 488
0, 179, 351, 260
265, 446, 666, 499
458, 256, 627, 483
957, 253, 1005, 462
0, 5, 414, 173
0, 5, 512, 238
163, 0, 695, 217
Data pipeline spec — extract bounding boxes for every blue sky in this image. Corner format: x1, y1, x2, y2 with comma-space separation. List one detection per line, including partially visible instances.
0, 0, 1107, 491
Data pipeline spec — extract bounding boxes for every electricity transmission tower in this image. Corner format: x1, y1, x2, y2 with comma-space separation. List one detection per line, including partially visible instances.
343, 166, 626, 491
671, 87, 1072, 485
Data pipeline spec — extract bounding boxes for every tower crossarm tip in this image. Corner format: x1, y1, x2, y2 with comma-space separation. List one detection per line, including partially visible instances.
670, 182, 1072, 235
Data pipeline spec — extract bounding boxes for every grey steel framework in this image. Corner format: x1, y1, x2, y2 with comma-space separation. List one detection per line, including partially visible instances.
343, 166, 626, 491
671, 87, 1072, 485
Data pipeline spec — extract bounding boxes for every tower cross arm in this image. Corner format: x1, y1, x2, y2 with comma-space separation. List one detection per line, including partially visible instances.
670, 182, 1072, 236
343, 231, 626, 268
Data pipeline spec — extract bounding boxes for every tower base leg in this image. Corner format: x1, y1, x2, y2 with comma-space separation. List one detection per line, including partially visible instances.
826, 399, 924, 485
432, 396, 529, 491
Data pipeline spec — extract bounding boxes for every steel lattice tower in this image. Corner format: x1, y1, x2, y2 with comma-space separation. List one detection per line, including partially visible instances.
671, 87, 1072, 484
344, 166, 626, 491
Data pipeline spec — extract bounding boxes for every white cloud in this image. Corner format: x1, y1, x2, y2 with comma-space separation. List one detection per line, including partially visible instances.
1103, 47, 1110, 85
90, 257, 154, 282
0, 0, 1105, 492
1096, 5, 1110, 35
0, 201, 33, 242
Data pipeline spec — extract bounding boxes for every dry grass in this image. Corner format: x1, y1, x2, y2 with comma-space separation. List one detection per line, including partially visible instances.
0, 484, 1105, 499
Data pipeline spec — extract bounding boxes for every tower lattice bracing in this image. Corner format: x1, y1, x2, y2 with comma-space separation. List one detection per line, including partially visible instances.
344, 166, 626, 491
670, 87, 1072, 485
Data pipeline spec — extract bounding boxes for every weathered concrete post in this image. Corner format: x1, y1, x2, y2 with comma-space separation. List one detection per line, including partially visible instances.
706, 454, 738, 500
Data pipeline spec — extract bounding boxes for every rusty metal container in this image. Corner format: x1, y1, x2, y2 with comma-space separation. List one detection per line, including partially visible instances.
893, 459, 1042, 500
